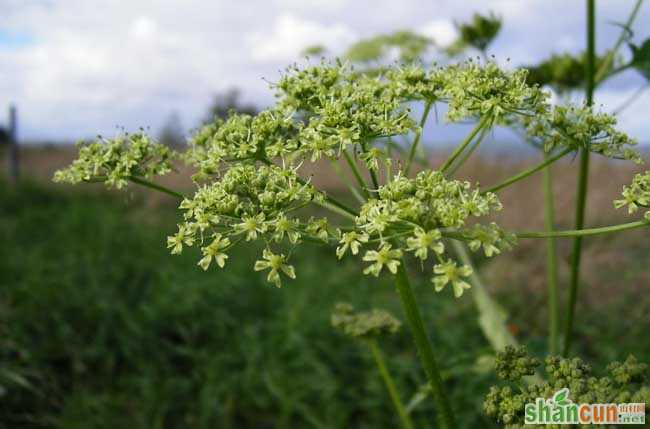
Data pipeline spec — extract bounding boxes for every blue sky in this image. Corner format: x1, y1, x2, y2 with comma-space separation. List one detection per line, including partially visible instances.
1, 0, 649, 144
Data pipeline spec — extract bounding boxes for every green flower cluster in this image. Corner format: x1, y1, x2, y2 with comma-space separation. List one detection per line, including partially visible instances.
493, 345, 540, 381
525, 52, 611, 94
185, 108, 301, 179
523, 104, 642, 163
484, 346, 650, 428
346, 171, 508, 297
277, 62, 417, 156
167, 163, 326, 286
53, 133, 174, 189
615, 170, 650, 219
331, 302, 401, 339
441, 61, 547, 122
53, 60, 643, 293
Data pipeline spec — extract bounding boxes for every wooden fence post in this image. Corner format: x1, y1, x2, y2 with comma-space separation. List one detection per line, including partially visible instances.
8, 104, 19, 183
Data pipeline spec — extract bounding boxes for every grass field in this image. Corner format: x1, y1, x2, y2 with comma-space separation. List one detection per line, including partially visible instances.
1, 148, 649, 427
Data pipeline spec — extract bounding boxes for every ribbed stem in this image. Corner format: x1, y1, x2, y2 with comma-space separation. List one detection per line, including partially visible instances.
542, 156, 559, 355
405, 101, 433, 176
440, 117, 489, 174
393, 263, 456, 428
446, 126, 489, 177
564, 0, 595, 357
368, 340, 415, 429
515, 220, 649, 239
483, 147, 572, 194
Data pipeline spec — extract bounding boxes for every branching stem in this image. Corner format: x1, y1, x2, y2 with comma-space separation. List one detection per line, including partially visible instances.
342, 149, 371, 199
483, 147, 572, 194
440, 116, 491, 174
515, 219, 649, 238
405, 101, 433, 176
542, 156, 559, 355
393, 263, 456, 428
128, 176, 186, 199
368, 340, 415, 429
564, 0, 596, 357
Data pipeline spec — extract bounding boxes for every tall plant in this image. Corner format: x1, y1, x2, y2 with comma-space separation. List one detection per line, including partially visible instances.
54, 58, 649, 427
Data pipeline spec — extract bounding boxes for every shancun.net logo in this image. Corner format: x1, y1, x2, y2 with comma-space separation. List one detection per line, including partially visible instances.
525, 388, 645, 425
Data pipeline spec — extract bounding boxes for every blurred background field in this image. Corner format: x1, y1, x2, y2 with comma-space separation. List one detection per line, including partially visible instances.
1, 147, 648, 428
3, 0, 650, 427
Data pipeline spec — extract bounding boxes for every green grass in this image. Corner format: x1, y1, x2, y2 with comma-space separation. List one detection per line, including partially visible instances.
1, 182, 648, 428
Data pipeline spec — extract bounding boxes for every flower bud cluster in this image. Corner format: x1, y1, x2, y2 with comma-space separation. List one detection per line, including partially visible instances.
331, 302, 401, 339
440, 61, 547, 123
485, 347, 649, 427
53, 133, 174, 189
523, 104, 642, 163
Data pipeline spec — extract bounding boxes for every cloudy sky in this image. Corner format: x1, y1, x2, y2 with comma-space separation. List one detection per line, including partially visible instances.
1, 0, 649, 143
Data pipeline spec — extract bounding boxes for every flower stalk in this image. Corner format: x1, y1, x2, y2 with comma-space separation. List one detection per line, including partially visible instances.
368, 340, 415, 429
542, 156, 559, 355
405, 100, 433, 176
563, 0, 596, 357
393, 263, 457, 428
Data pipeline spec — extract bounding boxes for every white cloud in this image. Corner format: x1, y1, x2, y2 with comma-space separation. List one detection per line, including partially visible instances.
247, 13, 356, 62
418, 19, 457, 47
130, 16, 158, 41
0, 0, 648, 142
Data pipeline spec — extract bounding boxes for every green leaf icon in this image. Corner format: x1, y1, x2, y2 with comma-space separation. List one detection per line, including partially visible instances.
553, 388, 570, 406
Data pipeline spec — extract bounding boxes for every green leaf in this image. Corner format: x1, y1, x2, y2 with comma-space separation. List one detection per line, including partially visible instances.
629, 39, 650, 80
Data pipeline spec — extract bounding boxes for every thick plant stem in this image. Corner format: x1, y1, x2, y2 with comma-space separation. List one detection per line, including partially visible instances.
564, 0, 595, 357
393, 263, 456, 428
483, 147, 572, 194
368, 340, 415, 429
405, 101, 433, 176
542, 158, 559, 355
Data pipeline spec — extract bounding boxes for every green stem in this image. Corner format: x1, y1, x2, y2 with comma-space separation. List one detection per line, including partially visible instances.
564, 0, 596, 357
594, 0, 644, 84
613, 83, 650, 115
329, 159, 366, 204
451, 241, 518, 352
446, 126, 489, 177
515, 219, 649, 239
440, 117, 489, 174
368, 340, 415, 429
361, 141, 380, 191
128, 176, 185, 199
405, 101, 433, 176
260, 157, 358, 219
541, 157, 559, 355
393, 263, 456, 428
483, 147, 572, 194
342, 149, 371, 199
